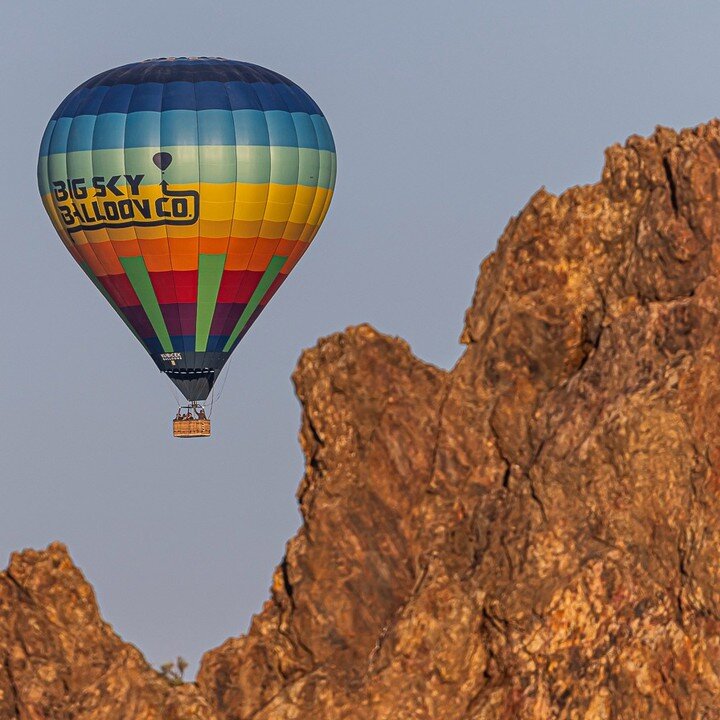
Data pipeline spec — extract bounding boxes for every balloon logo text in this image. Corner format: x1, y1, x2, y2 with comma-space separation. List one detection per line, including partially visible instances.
51, 174, 199, 232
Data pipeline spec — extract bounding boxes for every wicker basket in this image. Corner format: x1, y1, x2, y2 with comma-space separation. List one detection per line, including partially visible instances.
173, 419, 211, 438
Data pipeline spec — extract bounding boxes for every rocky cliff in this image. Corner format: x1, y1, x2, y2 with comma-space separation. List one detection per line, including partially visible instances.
5, 121, 720, 719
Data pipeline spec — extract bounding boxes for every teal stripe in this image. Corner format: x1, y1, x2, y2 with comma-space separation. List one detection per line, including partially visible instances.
37, 154, 48, 198
269, 145, 298, 185
40, 110, 334, 153
119, 256, 173, 353
223, 256, 287, 352
39, 120, 56, 157
195, 254, 226, 352
38, 146, 337, 195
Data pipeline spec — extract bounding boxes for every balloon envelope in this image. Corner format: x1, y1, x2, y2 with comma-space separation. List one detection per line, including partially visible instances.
38, 57, 336, 401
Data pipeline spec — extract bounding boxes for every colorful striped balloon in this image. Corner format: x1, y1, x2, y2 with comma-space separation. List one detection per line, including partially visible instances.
38, 57, 336, 402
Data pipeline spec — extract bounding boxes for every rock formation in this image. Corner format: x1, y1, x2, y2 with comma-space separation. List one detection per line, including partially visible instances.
6, 120, 720, 718
0, 544, 214, 719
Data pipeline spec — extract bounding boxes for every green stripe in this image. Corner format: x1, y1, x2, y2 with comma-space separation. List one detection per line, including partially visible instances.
40, 146, 337, 194
119, 256, 173, 353
79, 262, 145, 347
195, 253, 226, 352
223, 255, 287, 352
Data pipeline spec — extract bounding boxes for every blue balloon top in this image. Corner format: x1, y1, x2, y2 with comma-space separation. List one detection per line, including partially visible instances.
49, 57, 325, 120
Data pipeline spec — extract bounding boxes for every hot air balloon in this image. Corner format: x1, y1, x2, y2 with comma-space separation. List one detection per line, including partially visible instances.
37, 57, 336, 437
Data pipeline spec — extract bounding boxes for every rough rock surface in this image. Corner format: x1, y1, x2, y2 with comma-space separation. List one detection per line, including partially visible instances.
0, 544, 215, 719
6, 120, 720, 718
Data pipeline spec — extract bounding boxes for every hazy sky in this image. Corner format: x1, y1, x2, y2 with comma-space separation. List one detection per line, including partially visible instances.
2, 0, 720, 676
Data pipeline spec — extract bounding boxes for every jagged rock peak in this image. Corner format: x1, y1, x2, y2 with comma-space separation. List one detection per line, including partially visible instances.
0, 543, 215, 719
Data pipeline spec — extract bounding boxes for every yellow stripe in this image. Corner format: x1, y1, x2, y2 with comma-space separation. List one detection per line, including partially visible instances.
42, 184, 333, 235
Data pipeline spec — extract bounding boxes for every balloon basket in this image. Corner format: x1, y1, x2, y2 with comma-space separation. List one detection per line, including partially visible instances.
173, 404, 210, 438
173, 419, 211, 438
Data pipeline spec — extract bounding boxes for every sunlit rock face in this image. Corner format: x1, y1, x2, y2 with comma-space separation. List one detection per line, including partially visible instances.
7, 121, 720, 719
0, 543, 215, 719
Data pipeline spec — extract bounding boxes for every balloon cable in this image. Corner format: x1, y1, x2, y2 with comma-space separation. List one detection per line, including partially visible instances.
208, 354, 234, 417
208, 384, 216, 417
165, 378, 183, 409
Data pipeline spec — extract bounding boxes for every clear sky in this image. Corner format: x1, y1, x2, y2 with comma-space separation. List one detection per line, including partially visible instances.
2, 0, 720, 676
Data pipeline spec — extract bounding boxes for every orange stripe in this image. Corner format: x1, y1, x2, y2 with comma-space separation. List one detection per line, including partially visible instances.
113, 238, 143, 258
199, 236, 230, 254
66, 233, 318, 274
90, 242, 124, 275
169, 237, 200, 271
76, 243, 108, 276
247, 252, 274, 271
225, 237, 255, 271
283, 239, 312, 273
138, 237, 173, 272
274, 238, 297, 257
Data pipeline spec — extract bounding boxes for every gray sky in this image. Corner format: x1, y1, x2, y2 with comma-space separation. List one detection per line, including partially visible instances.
2, 0, 719, 676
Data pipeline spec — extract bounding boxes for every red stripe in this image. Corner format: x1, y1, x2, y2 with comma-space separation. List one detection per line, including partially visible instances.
217, 270, 264, 303
100, 273, 140, 308
148, 270, 198, 303
259, 272, 287, 306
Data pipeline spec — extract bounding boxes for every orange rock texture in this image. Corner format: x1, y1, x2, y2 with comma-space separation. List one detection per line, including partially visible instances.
0, 544, 215, 719
6, 121, 720, 718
